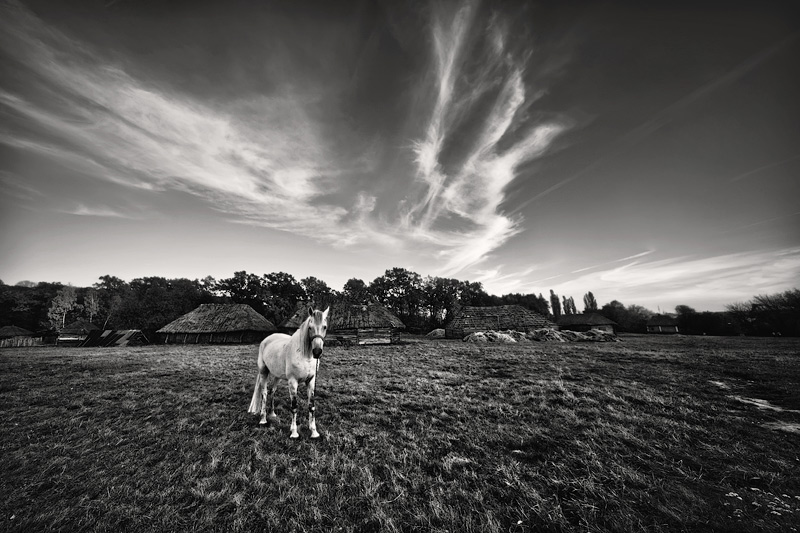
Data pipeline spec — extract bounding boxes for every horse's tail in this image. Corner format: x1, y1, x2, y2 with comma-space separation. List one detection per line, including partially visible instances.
248, 371, 263, 414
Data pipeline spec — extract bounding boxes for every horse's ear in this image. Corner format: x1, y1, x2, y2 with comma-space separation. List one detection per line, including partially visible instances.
322, 306, 330, 319
308, 306, 314, 317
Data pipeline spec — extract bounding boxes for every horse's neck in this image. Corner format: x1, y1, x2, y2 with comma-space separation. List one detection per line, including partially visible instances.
292, 321, 310, 358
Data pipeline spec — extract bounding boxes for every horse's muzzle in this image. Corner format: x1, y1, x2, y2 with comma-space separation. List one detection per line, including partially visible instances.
310, 333, 324, 359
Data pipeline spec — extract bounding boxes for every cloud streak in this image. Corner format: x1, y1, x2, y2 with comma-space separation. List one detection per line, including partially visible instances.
0, 1, 568, 277
401, 0, 570, 276
546, 248, 800, 311
0, 1, 361, 239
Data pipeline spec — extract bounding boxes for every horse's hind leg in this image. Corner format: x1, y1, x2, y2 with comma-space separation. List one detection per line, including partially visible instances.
307, 376, 319, 439
260, 372, 279, 426
288, 378, 300, 439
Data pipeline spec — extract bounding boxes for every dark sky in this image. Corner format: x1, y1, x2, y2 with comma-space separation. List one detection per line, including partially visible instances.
1, 0, 798, 311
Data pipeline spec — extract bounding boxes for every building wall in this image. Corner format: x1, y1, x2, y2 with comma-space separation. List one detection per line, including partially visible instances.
158, 330, 269, 344
329, 327, 400, 345
647, 325, 679, 334
0, 336, 43, 348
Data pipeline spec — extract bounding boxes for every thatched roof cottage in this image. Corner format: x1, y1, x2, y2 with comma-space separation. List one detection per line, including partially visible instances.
0, 325, 42, 348
281, 301, 405, 345
557, 313, 618, 334
445, 305, 555, 339
156, 303, 276, 344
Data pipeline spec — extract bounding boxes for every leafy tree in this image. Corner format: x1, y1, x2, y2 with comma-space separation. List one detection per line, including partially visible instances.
725, 289, 800, 336
370, 268, 424, 329
198, 276, 220, 296
458, 281, 492, 307
549, 290, 561, 319
624, 305, 654, 333
600, 300, 626, 324
497, 292, 550, 316
301, 276, 334, 307
263, 272, 305, 325
48, 286, 79, 330
94, 275, 129, 329
218, 271, 270, 316
583, 292, 598, 312
599, 300, 654, 333
342, 278, 370, 303
83, 288, 100, 323
675, 305, 698, 334
421, 277, 461, 329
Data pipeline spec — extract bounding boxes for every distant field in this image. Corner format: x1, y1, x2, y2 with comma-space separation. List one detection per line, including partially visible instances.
1, 335, 799, 532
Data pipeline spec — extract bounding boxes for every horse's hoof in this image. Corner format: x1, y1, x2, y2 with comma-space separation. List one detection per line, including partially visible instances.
289, 432, 300, 439
310, 432, 320, 439
259, 419, 268, 425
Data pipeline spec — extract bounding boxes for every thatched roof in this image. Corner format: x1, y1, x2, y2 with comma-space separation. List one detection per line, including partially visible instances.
647, 315, 679, 327
281, 301, 405, 331
557, 313, 618, 327
446, 305, 555, 334
0, 325, 33, 338
61, 320, 100, 335
157, 304, 276, 334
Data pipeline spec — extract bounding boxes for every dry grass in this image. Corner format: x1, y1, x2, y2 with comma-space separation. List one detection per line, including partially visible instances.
1, 335, 799, 532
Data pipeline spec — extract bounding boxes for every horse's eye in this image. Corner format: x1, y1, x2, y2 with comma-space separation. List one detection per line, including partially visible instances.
323, 326, 327, 330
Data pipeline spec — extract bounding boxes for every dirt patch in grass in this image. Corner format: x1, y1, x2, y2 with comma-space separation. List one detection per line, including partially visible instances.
1, 336, 799, 532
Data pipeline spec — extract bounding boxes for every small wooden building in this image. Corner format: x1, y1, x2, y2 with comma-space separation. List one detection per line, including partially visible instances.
156, 303, 277, 344
647, 315, 680, 334
557, 313, 618, 334
58, 320, 100, 346
0, 325, 42, 348
281, 301, 405, 345
445, 305, 555, 339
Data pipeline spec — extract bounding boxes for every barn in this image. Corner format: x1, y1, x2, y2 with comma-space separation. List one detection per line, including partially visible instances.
557, 313, 619, 334
445, 305, 555, 339
647, 315, 680, 334
156, 303, 277, 344
281, 301, 405, 345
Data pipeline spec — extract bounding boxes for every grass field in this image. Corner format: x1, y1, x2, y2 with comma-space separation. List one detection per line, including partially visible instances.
1, 335, 799, 532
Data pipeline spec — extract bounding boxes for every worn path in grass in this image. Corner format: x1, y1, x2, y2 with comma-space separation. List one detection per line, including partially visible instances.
1, 336, 799, 532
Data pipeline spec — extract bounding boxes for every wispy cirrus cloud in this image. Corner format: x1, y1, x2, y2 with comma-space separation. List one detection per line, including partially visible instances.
63, 204, 135, 219
0, 1, 365, 238
0, 0, 568, 278
547, 248, 800, 311
400, 0, 571, 276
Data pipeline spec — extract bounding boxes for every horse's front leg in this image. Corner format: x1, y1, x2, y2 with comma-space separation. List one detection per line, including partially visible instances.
307, 376, 319, 439
288, 378, 300, 439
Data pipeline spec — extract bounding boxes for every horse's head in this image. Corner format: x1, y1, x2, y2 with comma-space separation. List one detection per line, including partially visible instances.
306, 306, 329, 359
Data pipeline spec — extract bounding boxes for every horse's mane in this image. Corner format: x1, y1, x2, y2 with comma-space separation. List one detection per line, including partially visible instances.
290, 315, 313, 358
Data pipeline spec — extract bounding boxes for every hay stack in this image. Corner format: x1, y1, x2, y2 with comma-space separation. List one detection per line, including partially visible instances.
463, 330, 518, 343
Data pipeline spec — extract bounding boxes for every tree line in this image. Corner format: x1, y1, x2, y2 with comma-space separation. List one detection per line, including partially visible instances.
1, 273, 797, 337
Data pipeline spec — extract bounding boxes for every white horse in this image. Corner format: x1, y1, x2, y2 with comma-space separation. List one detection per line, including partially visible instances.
248, 306, 329, 439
